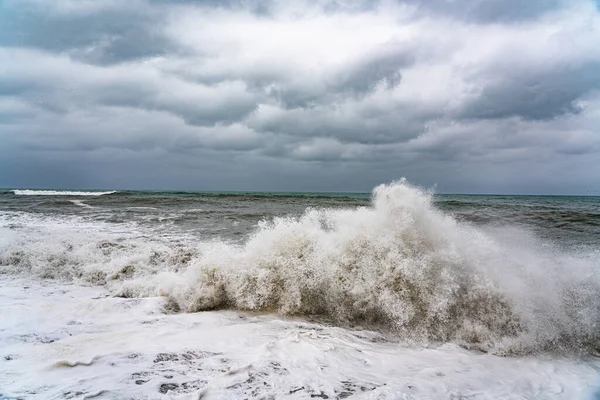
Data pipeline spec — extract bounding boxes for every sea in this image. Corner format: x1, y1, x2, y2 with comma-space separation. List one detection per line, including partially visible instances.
1, 179, 599, 399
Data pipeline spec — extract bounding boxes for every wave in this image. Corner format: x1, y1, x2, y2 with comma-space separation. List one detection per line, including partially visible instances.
1, 179, 599, 355
70, 200, 96, 209
12, 190, 117, 196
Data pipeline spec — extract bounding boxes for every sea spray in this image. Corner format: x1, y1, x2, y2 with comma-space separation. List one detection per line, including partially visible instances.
117, 179, 600, 354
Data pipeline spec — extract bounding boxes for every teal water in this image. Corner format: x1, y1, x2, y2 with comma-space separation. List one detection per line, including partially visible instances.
1, 189, 598, 248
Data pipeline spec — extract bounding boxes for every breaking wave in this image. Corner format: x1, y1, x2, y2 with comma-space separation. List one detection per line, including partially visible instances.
11, 190, 117, 196
1, 179, 599, 355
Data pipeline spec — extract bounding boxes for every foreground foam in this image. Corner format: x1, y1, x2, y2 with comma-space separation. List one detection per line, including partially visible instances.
1, 279, 599, 399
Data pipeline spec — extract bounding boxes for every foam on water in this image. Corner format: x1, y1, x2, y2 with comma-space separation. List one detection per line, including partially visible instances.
1, 180, 599, 355
12, 190, 117, 196
1, 278, 599, 399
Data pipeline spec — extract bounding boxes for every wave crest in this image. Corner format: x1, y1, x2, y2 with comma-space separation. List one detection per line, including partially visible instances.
12, 190, 117, 196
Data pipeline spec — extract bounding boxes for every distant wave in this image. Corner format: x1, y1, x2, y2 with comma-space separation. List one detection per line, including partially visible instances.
12, 190, 117, 196
70, 200, 96, 209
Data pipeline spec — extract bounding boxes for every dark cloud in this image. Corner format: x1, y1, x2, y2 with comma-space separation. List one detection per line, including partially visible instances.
269, 45, 410, 108
0, 1, 174, 65
405, 0, 566, 23
0, 49, 260, 126
247, 101, 438, 145
458, 63, 600, 121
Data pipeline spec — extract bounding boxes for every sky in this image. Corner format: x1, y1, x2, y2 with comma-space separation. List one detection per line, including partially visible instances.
1, 0, 599, 194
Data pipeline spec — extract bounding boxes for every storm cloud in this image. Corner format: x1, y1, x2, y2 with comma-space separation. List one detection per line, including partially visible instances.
1, 0, 599, 193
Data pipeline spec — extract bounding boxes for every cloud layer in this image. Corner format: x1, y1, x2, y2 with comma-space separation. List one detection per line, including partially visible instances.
1, 0, 599, 193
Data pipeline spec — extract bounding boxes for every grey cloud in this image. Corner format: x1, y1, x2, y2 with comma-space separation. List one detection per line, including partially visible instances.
95, 81, 260, 127
457, 62, 600, 121
0, 50, 260, 126
269, 45, 410, 109
0, 104, 270, 155
150, 0, 573, 22
337, 48, 406, 93
405, 0, 567, 23
0, 1, 175, 65
247, 104, 430, 145
405, 115, 600, 169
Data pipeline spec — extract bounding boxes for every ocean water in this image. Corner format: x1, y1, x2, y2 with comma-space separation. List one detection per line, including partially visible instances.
1, 180, 599, 399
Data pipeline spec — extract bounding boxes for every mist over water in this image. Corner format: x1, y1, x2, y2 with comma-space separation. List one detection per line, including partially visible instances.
1, 180, 599, 355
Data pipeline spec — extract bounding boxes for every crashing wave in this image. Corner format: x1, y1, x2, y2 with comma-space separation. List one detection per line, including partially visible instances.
2, 179, 599, 354
116, 179, 599, 354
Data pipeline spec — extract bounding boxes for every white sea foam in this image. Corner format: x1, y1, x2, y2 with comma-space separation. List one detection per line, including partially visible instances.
1, 278, 599, 399
1, 179, 599, 355
12, 189, 117, 196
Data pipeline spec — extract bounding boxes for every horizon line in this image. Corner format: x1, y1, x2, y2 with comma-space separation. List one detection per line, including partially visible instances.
2, 187, 599, 197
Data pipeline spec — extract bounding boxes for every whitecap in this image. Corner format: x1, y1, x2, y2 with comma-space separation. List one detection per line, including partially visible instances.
12, 190, 117, 196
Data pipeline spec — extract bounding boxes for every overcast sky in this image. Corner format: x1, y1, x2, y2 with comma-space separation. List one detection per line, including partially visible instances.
1, 0, 599, 194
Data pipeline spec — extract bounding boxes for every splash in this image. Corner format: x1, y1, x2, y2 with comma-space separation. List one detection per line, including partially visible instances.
117, 179, 600, 354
